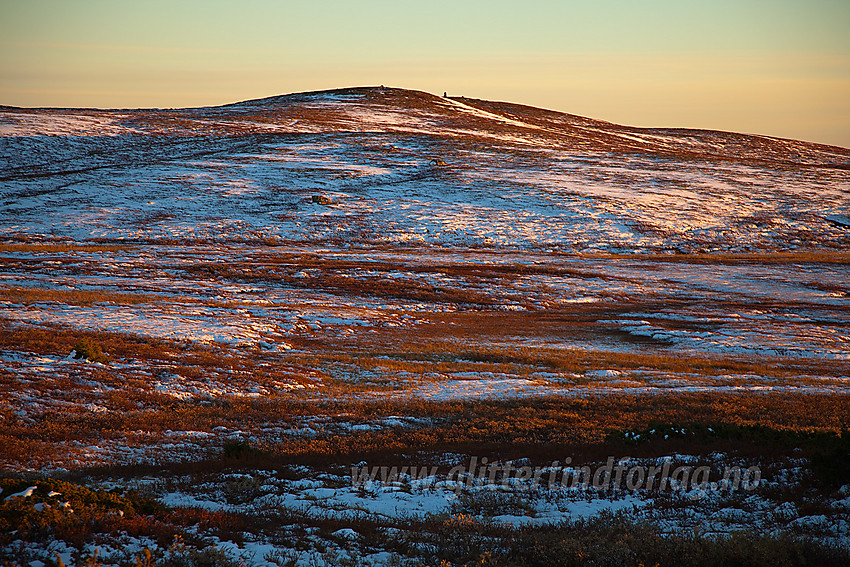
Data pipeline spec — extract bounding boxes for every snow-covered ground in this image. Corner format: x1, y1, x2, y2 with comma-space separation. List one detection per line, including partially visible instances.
1, 87, 849, 564
2, 87, 848, 252
6, 455, 850, 566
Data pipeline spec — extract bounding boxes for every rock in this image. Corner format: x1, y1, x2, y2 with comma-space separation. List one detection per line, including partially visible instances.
333, 528, 359, 540
312, 195, 333, 205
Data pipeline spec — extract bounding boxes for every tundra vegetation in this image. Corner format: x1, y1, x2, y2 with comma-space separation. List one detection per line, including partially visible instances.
1, 87, 849, 565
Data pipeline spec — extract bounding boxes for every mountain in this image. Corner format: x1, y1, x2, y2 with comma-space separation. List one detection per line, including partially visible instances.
2, 86, 848, 253
2, 88, 850, 562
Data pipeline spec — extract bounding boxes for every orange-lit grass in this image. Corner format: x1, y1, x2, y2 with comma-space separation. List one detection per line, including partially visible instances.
586, 250, 850, 265
0, 284, 270, 311
5, 389, 850, 471
328, 310, 848, 380
0, 243, 133, 254
0, 286, 162, 306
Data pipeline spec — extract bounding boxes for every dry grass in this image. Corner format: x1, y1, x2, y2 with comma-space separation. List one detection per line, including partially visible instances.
326, 308, 849, 379
0, 285, 162, 306
0, 243, 132, 253
0, 322, 182, 362
4, 388, 849, 471
586, 251, 850, 265
2, 240, 848, 472
4, 312, 840, 472
3, 473, 846, 567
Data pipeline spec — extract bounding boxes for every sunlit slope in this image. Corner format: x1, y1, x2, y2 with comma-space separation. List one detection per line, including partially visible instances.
2, 86, 848, 252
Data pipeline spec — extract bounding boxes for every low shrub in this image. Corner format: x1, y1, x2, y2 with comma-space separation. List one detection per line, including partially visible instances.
72, 338, 111, 364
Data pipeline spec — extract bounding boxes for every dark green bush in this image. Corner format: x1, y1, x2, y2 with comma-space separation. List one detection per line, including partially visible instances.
72, 338, 111, 364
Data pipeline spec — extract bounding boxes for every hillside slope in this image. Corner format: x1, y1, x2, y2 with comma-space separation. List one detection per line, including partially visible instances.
2, 88, 850, 564
2, 86, 848, 253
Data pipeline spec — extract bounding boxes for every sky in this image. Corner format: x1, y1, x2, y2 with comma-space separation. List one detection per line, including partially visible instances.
1, 0, 849, 147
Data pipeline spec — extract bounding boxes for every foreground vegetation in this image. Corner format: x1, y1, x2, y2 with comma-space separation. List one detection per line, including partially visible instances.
2, 244, 849, 563
3, 418, 850, 566
3, 476, 848, 567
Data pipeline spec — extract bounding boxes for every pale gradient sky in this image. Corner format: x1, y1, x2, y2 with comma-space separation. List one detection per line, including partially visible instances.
1, 0, 849, 147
